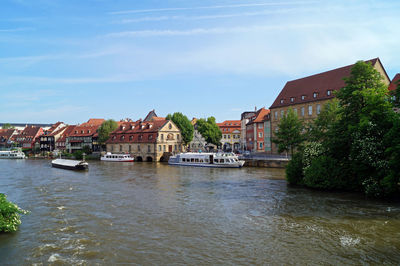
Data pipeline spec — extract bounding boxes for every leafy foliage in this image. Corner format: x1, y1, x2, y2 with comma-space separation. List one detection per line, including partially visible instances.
98, 119, 118, 144
166, 112, 194, 145
196, 117, 222, 146
0, 194, 28, 233
285, 152, 304, 185
285, 61, 400, 198
272, 108, 304, 155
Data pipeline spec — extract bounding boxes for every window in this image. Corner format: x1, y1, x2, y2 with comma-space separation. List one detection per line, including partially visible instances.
169, 124, 172, 129
275, 127, 279, 133
174, 145, 177, 151
293, 108, 297, 115
161, 134, 164, 140
280, 110, 284, 118
224, 135, 227, 139
148, 145, 151, 152
290, 97, 295, 102
259, 142, 263, 149
138, 145, 141, 151
258, 132, 263, 138
148, 135, 153, 140
159, 145, 162, 151
317, 104, 321, 114
327, 90, 331, 96
301, 107, 305, 116
308, 105, 313, 116
313, 92, 318, 98
129, 145, 131, 152
120, 145, 122, 152
301, 95, 306, 100
177, 134, 179, 140
258, 123, 263, 129
129, 135, 133, 141
163, 145, 166, 152
228, 135, 230, 139
274, 111, 278, 120
280, 99, 284, 104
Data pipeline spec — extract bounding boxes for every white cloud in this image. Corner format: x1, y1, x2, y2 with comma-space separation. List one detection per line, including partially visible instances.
109, 1, 317, 15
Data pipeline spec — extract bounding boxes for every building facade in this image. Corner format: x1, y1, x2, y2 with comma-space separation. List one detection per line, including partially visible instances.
240, 111, 256, 151
11, 125, 44, 149
245, 108, 270, 153
217, 120, 241, 152
39, 122, 66, 152
269, 58, 390, 153
66, 119, 105, 153
106, 111, 183, 162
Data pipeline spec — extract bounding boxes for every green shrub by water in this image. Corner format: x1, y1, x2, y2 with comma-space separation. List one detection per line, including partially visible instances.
0, 194, 28, 233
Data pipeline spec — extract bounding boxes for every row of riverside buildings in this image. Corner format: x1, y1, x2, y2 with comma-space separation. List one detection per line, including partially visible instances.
1, 58, 399, 158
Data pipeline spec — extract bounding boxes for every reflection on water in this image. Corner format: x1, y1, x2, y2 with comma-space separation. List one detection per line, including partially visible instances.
0, 160, 399, 264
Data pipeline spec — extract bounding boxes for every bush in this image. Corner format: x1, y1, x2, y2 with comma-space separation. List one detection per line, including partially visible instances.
0, 194, 28, 233
286, 152, 304, 185
73, 150, 83, 160
303, 155, 345, 190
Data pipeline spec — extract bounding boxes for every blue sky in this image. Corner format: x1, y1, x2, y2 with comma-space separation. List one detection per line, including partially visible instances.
1, 0, 400, 124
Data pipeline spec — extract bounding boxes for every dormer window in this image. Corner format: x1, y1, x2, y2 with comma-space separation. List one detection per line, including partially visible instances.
327, 90, 331, 96
87, 130, 91, 134
280, 99, 284, 104
129, 135, 133, 140
313, 92, 318, 98
139, 135, 143, 140
290, 97, 295, 103
301, 95, 306, 100
148, 135, 153, 140
75, 131, 78, 134
121, 135, 125, 140
112, 136, 116, 140
141, 125, 145, 129
131, 125, 135, 130
81, 130, 84, 134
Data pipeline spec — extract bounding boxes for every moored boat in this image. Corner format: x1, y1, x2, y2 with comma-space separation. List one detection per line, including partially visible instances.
168, 152, 245, 168
100, 152, 134, 162
0, 149, 26, 159
51, 158, 88, 170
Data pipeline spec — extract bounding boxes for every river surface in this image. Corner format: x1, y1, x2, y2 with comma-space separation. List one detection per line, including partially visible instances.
0, 159, 399, 265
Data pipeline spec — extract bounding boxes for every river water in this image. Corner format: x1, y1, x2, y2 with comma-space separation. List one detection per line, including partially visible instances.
0, 159, 399, 265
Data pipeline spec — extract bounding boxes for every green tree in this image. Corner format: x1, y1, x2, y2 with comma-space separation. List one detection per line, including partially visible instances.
307, 99, 340, 142
392, 81, 400, 108
300, 60, 399, 197
196, 117, 222, 146
2, 123, 14, 129
272, 108, 304, 156
98, 119, 118, 145
166, 112, 194, 145
0, 193, 28, 233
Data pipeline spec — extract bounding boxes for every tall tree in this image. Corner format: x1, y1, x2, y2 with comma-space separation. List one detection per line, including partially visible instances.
272, 108, 304, 156
196, 117, 222, 146
307, 99, 340, 142
98, 119, 118, 145
166, 112, 194, 145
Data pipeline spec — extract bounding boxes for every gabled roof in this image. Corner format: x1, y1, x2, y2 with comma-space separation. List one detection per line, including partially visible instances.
247, 108, 270, 125
56, 125, 76, 143
270, 58, 387, 109
143, 110, 158, 122
0, 129, 16, 140
388, 74, 400, 92
83, 119, 105, 126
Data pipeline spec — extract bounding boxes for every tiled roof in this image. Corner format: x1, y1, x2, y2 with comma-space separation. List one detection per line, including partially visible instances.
12, 126, 43, 143
247, 108, 270, 125
143, 110, 158, 122
83, 119, 105, 126
388, 74, 400, 92
49, 126, 67, 137
69, 124, 101, 137
106, 119, 169, 144
218, 120, 241, 134
56, 125, 76, 143
270, 58, 381, 109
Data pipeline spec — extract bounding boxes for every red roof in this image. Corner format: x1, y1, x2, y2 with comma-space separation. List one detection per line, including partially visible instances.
0, 129, 16, 139
388, 74, 400, 92
70, 124, 101, 137
106, 119, 169, 144
83, 119, 105, 126
247, 108, 270, 125
56, 125, 76, 143
217, 120, 241, 134
12, 126, 43, 144
270, 58, 383, 109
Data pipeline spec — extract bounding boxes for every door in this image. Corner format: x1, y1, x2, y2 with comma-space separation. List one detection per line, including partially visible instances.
168, 145, 173, 152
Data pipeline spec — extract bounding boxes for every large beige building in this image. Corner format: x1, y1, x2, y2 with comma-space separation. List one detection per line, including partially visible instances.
269, 58, 390, 153
106, 111, 183, 162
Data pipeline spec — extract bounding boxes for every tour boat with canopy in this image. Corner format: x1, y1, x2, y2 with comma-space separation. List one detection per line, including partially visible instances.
101, 152, 134, 162
168, 152, 245, 168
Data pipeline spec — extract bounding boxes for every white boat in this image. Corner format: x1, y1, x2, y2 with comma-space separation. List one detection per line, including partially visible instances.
0, 149, 26, 159
101, 152, 134, 162
51, 158, 88, 170
168, 152, 245, 168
